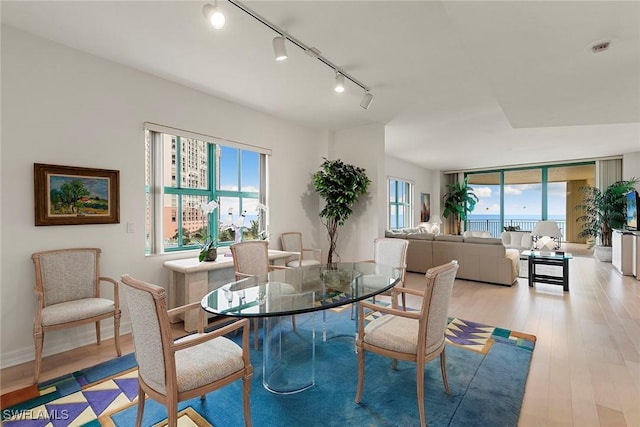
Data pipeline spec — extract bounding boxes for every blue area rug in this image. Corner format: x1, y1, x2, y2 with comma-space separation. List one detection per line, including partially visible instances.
2, 309, 535, 427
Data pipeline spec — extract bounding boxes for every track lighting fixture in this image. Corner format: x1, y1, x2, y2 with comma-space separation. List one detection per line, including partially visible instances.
360, 91, 373, 109
210, 1, 373, 108
203, 1, 225, 30
334, 73, 345, 93
272, 35, 288, 61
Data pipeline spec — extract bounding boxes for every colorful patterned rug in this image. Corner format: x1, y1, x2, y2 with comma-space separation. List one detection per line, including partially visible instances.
1, 311, 536, 426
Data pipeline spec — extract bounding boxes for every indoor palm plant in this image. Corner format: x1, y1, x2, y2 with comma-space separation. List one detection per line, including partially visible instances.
313, 158, 371, 264
576, 178, 638, 261
442, 177, 478, 235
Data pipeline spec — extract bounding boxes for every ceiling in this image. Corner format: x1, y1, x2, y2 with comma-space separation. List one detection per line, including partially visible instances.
2, 1, 639, 171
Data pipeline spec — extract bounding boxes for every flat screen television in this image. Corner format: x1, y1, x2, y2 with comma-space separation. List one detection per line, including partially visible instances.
627, 190, 639, 231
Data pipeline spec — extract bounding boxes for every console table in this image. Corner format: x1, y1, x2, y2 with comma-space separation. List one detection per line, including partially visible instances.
163, 249, 293, 331
523, 250, 572, 292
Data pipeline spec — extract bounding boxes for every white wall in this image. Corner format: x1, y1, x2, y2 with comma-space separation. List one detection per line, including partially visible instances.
385, 155, 441, 226
0, 26, 327, 367
623, 152, 640, 190
327, 124, 386, 262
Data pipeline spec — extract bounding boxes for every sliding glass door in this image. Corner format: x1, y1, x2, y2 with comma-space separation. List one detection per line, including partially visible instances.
466, 163, 595, 242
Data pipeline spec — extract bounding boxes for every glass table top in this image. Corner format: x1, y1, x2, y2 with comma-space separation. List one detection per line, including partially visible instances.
522, 250, 573, 259
201, 262, 402, 317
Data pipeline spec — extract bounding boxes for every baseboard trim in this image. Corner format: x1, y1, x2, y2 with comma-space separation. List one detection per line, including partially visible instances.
0, 321, 132, 369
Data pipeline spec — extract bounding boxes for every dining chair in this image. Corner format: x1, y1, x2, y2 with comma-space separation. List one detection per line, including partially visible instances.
280, 232, 322, 267
369, 237, 409, 309
230, 240, 292, 349
355, 260, 459, 427
31, 248, 122, 383
120, 274, 253, 427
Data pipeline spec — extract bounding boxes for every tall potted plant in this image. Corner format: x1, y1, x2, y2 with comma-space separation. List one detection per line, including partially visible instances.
576, 178, 638, 262
313, 158, 371, 264
442, 177, 478, 235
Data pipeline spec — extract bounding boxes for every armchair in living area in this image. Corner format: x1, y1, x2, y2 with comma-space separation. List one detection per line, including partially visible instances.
120, 274, 252, 427
280, 232, 322, 267
355, 261, 459, 427
531, 221, 562, 250
31, 247, 122, 383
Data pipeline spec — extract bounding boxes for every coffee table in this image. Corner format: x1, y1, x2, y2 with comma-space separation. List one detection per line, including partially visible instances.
522, 250, 572, 291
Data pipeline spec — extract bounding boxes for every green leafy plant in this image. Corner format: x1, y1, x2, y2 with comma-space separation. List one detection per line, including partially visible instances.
313, 158, 371, 264
576, 178, 638, 248
442, 177, 479, 235
198, 237, 216, 262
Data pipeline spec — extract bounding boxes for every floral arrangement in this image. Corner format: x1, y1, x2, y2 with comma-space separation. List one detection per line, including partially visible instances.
198, 200, 219, 262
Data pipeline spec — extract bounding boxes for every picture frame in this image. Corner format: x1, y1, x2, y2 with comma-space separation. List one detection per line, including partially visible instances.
34, 163, 120, 226
420, 193, 431, 223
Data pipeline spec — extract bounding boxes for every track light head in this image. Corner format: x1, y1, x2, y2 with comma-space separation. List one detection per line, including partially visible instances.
334, 72, 345, 93
203, 2, 225, 30
360, 91, 373, 109
272, 36, 288, 61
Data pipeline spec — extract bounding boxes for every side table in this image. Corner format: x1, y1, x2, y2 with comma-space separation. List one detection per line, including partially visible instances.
523, 250, 572, 292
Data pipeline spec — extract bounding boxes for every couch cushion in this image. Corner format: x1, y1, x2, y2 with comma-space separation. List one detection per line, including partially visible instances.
407, 232, 435, 240
385, 230, 407, 238
435, 235, 464, 242
463, 231, 491, 238
463, 236, 503, 245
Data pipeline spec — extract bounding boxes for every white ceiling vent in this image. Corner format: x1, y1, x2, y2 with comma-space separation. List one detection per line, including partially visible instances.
591, 41, 611, 53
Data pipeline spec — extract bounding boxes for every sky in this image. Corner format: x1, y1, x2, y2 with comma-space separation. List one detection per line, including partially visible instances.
469, 182, 567, 218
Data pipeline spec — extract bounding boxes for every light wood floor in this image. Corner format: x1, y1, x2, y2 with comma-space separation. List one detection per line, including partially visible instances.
2, 256, 639, 426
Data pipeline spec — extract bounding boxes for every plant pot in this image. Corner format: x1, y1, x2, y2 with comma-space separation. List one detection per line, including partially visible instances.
203, 247, 218, 262
594, 246, 612, 262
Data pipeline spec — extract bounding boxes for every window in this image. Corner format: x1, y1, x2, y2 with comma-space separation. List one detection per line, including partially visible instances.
465, 162, 595, 240
388, 178, 413, 229
145, 124, 269, 255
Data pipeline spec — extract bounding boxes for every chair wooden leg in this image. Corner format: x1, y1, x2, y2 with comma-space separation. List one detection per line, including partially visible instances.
135, 383, 145, 427
417, 363, 426, 427
168, 406, 178, 427
355, 348, 365, 403
440, 348, 450, 395
114, 311, 122, 356
95, 321, 101, 345
401, 283, 407, 311
33, 326, 44, 384
243, 373, 253, 427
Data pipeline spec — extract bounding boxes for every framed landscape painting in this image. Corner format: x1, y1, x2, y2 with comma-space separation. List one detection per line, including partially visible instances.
34, 163, 120, 226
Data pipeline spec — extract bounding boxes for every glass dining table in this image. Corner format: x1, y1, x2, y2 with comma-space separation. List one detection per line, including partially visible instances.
201, 262, 401, 394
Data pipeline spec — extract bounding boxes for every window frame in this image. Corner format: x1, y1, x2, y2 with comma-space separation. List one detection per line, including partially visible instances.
145, 123, 270, 256
388, 177, 414, 229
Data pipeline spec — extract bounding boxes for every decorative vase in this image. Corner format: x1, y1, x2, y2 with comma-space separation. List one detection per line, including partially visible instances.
204, 247, 217, 262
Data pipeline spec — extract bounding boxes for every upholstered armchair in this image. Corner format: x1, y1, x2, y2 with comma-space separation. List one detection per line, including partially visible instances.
31, 248, 122, 383
280, 232, 322, 267
368, 237, 409, 309
120, 274, 253, 427
230, 240, 291, 349
355, 261, 459, 427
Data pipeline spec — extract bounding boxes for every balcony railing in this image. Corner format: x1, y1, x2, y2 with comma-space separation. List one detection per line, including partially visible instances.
466, 218, 566, 240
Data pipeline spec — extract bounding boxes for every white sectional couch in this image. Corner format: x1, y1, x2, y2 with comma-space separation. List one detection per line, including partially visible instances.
385, 229, 520, 286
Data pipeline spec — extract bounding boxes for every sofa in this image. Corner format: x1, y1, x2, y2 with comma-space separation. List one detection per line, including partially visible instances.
385, 229, 520, 286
